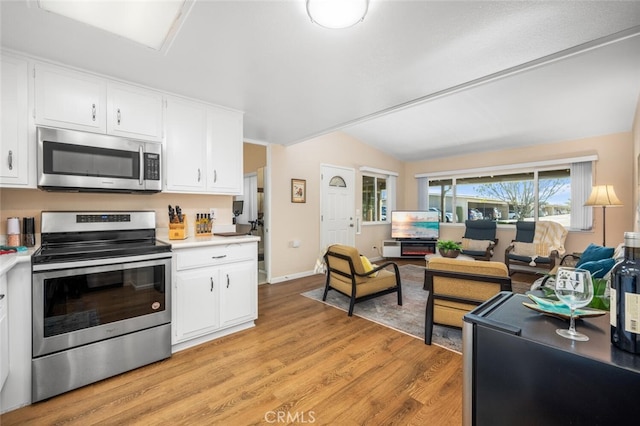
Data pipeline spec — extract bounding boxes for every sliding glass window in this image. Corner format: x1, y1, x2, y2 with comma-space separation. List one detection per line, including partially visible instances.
421, 164, 579, 228
362, 175, 387, 222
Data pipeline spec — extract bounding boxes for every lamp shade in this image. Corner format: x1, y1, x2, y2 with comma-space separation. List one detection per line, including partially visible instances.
306, 0, 369, 29
584, 185, 623, 207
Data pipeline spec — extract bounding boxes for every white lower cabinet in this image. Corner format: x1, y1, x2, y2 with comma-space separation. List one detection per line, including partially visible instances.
0, 273, 8, 391
175, 266, 220, 341
219, 261, 258, 328
0, 261, 32, 414
172, 241, 257, 351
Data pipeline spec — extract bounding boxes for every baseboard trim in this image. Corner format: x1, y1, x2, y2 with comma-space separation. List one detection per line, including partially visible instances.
270, 269, 320, 284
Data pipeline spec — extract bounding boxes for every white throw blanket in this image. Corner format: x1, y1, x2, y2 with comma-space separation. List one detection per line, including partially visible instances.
512, 221, 567, 266
314, 245, 330, 274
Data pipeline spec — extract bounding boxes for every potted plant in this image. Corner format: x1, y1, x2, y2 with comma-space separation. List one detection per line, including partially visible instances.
437, 240, 462, 258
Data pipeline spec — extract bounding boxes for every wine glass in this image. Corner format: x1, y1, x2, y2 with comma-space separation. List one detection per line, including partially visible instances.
554, 267, 594, 341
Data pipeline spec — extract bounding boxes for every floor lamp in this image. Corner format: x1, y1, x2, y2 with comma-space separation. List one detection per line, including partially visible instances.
584, 185, 623, 247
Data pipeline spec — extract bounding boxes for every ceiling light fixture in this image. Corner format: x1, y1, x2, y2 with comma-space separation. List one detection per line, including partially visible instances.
306, 0, 369, 29
37, 0, 194, 52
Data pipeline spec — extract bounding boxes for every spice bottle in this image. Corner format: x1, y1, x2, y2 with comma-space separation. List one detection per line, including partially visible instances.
611, 232, 640, 353
7, 217, 20, 247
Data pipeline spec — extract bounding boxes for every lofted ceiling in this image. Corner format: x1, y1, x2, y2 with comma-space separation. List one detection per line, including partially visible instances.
2, 0, 640, 161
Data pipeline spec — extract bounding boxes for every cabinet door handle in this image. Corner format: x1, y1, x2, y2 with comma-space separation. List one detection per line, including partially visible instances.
226, 274, 230, 288
7, 150, 13, 170
92, 103, 96, 121
197, 168, 201, 182
117, 108, 121, 125
0, 294, 5, 300
211, 255, 227, 259
210, 277, 214, 292
214, 169, 217, 183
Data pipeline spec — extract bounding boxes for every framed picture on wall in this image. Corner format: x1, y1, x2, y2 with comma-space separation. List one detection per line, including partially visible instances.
291, 179, 306, 203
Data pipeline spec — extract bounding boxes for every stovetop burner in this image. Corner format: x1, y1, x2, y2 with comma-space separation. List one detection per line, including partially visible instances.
33, 211, 171, 265
33, 238, 170, 264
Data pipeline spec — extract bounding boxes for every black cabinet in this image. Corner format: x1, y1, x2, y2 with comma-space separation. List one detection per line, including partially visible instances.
463, 292, 640, 426
382, 239, 436, 258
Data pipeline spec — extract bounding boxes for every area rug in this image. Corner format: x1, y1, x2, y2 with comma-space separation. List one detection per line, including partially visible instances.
302, 264, 462, 353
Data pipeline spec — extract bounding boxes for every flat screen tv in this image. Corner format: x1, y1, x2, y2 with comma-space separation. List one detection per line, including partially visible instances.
391, 210, 439, 240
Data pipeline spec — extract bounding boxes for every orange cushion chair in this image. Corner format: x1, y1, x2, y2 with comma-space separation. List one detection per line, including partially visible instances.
424, 257, 511, 344
323, 244, 402, 316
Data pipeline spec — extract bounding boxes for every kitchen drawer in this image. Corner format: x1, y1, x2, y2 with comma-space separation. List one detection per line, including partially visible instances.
175, 243, 254, 270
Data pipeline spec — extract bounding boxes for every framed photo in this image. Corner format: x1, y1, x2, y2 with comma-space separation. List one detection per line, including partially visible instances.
291, 179, 306, 203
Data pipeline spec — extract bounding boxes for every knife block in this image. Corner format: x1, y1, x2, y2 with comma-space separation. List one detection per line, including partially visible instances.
168, 217, 187, 240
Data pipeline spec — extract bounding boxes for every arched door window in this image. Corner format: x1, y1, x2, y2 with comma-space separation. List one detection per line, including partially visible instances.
329, 176, 346, 187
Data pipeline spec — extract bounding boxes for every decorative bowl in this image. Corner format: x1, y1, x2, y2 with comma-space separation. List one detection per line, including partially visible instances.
439, 249, 460, 258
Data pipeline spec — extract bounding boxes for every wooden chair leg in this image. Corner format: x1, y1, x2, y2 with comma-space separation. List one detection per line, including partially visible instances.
425, 298, 434, 345
322, 273, 331, 301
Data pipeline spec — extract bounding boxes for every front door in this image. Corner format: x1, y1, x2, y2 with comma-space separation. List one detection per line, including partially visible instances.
320, 164, 355, 249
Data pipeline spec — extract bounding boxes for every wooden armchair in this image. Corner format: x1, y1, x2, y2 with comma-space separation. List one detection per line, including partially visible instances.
424, 257, 511, 345
460, 220, 498, 261
505, 221, 567, 276
323, 244, 402, 316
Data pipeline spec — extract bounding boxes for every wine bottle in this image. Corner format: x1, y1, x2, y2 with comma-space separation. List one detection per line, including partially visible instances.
611, 232, 640, 353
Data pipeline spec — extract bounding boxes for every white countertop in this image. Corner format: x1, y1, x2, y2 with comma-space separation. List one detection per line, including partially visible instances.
157, 229, 260, 249
0, 249, 32, 276
0, 253, 18, 276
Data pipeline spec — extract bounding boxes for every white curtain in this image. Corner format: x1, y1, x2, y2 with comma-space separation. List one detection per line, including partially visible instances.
417, 177, 428, 210
570, 161, 593, 230
386, 175, 397, 219
237, 174, 257, 225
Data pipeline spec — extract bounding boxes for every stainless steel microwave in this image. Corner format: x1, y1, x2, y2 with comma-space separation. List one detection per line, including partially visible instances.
37, 127, 162, 193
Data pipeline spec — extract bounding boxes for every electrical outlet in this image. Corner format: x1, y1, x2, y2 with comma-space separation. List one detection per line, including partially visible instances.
210, 208, 217, 220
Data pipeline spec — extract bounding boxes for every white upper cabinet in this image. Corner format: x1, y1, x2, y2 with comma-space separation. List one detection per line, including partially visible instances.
35, 63, 107, 133
164, 96, 208, 192
35, 63, 163, 141
165, 97, 243, 195
0, 54, 31, 187
207, 108, 243, 194
106, 82, 163, 141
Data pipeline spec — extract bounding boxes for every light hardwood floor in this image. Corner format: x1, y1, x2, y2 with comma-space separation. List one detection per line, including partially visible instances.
1, 263, 463, 425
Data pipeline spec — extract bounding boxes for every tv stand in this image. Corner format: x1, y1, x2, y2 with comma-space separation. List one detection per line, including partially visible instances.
382, 239, 436, 258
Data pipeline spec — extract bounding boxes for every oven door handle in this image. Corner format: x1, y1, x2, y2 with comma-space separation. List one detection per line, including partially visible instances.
32, 251, 172, 272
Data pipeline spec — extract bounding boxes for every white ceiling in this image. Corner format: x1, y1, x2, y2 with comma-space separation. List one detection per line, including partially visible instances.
2, 0, 640, 161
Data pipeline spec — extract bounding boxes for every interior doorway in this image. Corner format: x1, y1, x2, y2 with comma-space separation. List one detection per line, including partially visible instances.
238, 142, 268, 284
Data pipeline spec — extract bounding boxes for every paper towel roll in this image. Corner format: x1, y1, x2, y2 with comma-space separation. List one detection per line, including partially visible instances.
7, 217, 20, 235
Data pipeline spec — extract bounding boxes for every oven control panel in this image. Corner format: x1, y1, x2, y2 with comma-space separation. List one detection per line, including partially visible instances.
41, 211, 156, 233
76, 214, 131, 223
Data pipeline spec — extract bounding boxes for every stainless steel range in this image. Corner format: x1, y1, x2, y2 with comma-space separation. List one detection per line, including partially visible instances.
31, 211, 172, 402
